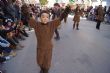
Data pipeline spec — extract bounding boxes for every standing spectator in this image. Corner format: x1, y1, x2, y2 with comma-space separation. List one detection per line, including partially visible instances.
106, 6, 110, 23
14, 0, 21, 21
4, 0, 16, 22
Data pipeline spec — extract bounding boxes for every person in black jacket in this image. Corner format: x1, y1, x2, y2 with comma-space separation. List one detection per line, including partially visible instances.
51, 3, 61, 40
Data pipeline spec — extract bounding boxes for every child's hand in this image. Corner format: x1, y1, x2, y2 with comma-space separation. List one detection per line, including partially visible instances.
2, 25, 5, 29
12, 23, 16, 28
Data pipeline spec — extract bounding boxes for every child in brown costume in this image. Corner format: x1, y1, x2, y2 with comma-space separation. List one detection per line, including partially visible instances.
73, 6, 83, 30
96, 5, 104, 30
29, 6, 71, 73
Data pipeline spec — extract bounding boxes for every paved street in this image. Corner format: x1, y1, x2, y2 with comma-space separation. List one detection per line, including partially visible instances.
2, 15, 110, 73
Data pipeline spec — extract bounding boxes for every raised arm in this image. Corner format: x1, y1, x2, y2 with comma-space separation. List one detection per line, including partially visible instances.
51, 18, 61, 29
59, 5, 71, 21
51, 5, 71, 29
28, 17, 37, 28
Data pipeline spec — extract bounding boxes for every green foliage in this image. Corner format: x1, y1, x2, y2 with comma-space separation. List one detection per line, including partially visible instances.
39, 0, 48, 5
69, 0, 74, 3
55, 0, 59, 3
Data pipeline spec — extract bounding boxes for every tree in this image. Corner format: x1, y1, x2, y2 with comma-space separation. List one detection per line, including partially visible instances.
69, 0, 75, 3
55, 0, 59, 3
39, 0, 48, 6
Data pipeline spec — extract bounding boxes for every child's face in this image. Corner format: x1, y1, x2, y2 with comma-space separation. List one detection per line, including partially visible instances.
7, 22, 12, 26
40, 13, 49, 24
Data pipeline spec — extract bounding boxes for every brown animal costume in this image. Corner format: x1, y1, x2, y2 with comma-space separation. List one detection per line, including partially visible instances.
29, 6, 71, 73
96, 5, 104, 30
73, 6, 83, 30
29, 19, 60, 69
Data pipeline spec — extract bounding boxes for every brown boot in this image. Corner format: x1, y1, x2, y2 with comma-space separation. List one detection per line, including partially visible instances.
40, 67, 43, 73
40, 69, 43, 73
73, 24, 75, 29
43, 68, 49, 73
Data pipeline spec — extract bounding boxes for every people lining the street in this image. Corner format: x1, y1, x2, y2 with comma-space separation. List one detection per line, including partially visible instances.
0, 0, 110, 73
0, 0, 29, 72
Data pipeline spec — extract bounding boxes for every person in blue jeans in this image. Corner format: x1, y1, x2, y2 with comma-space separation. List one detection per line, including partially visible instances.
0, 36, 16, 56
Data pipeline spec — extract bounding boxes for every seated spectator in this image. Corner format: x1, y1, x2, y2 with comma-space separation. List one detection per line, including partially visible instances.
16, 20, 28, 38
0, 22, 17, 49
4, 19, 24, 49
5, 19, 19, 43
0, 36, 16, 57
